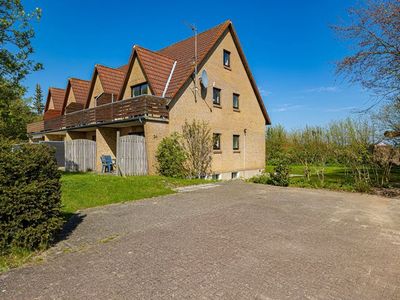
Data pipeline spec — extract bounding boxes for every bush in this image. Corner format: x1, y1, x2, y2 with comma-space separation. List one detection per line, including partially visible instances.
249, 173, 270, 184
249, 162, 291, 187
156, 133, 187, 178
0, 140, 63, 254
268, 162, 290, 187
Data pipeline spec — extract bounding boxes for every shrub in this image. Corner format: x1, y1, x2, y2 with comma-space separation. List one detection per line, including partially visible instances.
249, 173, 270, 184
156, 133, 187, 178
268, 162, 290, 187
0, 140, 63, 254
181, 120, 213, 178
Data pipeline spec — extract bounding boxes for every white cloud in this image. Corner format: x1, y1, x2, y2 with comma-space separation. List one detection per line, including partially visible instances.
323, 106, 357, 112
272, 103, 304, 112
304, 86, 340, 93
259, 88, 272, 97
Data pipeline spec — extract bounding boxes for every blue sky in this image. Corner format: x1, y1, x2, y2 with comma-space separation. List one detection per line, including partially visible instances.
23, 0, 372, 129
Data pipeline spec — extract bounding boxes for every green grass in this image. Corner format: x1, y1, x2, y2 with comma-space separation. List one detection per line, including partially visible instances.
61, 173, 210, 213
0, 248, 43, 273
265, 164, 400, 192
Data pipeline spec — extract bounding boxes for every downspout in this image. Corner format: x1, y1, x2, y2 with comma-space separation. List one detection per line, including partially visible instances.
162, 61, 177, 98
244, 128, 247, 178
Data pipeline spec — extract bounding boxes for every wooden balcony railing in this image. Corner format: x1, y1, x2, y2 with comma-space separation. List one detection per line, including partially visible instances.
27, 95, 169, 134
27, 120, 45, 133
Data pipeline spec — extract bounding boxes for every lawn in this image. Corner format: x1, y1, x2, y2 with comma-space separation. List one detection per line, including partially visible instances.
61, 173, 210, 213
265, 164, 400, 191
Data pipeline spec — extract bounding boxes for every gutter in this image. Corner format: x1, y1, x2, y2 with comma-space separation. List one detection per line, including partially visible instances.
162, 61, 177, 98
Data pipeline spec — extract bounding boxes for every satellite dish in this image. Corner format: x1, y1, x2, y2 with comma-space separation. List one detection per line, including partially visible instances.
200, 70, 208, 88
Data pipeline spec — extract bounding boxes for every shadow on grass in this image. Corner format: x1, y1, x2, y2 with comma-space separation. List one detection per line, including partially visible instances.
55, 212, 86, 243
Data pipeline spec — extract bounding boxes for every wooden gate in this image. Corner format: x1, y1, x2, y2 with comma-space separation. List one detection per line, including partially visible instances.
117, 135, 148, 175
65, 139, 96, 172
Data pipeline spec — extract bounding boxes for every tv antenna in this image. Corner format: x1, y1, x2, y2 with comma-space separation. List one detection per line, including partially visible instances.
184, 21, 198, 101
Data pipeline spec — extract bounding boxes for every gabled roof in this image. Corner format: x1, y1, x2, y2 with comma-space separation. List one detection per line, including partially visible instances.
119, 20, 271, 124
158, 20, 230, 99
86, 65, 126, 108
135, 46, 176, 97
44, 87, 66, 112
61, 78, 90, 114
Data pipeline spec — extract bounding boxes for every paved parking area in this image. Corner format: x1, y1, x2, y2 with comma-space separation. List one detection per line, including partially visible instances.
1, 181, 400, 299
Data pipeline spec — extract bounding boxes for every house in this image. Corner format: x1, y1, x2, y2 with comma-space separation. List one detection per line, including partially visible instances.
27, 20, 271, 179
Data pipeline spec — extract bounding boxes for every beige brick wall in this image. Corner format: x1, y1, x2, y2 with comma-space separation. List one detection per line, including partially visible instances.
119, 125, 144, 136
65, 131, 86, 141
144, 122, 169, 175
44, 134, 65, 141
48, 96, 55, 110
66, 88, 76, 107
122, 56, 149, 99
96, 128, 117, 172
88, 75, 104, 108
167, 30, 266, 175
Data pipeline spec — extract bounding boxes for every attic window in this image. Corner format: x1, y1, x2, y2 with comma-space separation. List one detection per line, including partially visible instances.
131, 83, 149, 97
223, 50, 231, 68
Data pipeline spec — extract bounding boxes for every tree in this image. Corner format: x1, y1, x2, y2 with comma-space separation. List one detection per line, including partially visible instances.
374, 100, 400, 146
265, 125, 289, 165
181, 120, 213, 178
0, 1, 42, 140
32, 83, 44, 115
0, 0, 42, 85
333, 0, 400, 103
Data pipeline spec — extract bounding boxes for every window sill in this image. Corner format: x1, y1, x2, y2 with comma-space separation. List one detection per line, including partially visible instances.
233, 150, 241, 153
224, 65, 232, 71
213, 150, 222, 154
233, 108, 240, 112
213, 104, 222, 109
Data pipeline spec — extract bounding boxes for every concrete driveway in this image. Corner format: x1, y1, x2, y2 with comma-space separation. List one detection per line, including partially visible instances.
1, 181, 400, 299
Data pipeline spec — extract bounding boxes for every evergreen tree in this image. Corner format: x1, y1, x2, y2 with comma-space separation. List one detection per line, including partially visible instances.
33, 84, 44, 115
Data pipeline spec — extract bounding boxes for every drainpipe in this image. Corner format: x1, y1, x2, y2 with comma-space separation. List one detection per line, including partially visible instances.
244, 128, 247, 178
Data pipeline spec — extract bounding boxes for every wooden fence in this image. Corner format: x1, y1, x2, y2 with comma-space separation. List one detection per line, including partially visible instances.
65, 139, 96, 172
117, 135, 148, 176
39, 141, 65, 167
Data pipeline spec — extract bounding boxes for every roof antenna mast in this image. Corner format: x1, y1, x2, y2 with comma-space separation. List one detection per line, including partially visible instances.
185, 22, 198, 101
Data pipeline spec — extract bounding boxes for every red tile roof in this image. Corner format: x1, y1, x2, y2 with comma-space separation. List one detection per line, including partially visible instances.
158, 20, 230, 99
135, 46, 176, 97
61, 78, 90, 114
85, 65, 127, 108
96, 65, 125, 97
44, 87, 65, 112
69, 78, 90, 105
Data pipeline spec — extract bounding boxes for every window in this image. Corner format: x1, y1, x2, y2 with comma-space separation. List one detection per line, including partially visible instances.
212, 174, 221, 180
223, 50, 231, 67
213, 88, 221, 105
213, 133, 221, 150
231, 172, 238, 179
233, 93, 239, 109
233, 135, 240, 150
131, 83, 148, 97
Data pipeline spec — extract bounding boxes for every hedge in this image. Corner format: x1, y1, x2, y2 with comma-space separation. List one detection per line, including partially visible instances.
0, 140, 63, 254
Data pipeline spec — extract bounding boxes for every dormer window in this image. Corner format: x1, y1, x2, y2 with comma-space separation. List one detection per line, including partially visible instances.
131, 82, 149, 97
223, 50, 231, 68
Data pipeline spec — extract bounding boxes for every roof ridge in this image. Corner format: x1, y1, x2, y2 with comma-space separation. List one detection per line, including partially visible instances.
135, 45, 176, 61
96, 64, 125, 73
158, 20, 231, 52
69, 77, 90, 83
49, 87, 65, 91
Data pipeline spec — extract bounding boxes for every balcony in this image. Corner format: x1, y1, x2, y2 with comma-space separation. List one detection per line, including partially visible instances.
27, 95, 169, 134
